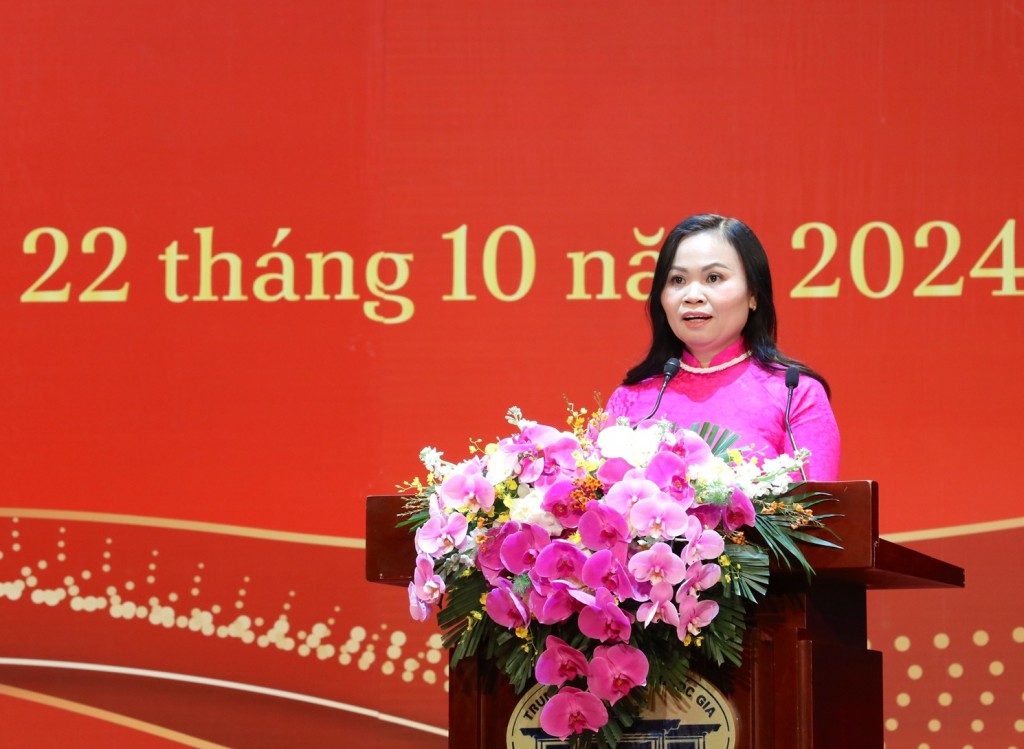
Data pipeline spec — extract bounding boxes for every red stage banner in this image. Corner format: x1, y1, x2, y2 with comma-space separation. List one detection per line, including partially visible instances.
2, 2, 1021, 747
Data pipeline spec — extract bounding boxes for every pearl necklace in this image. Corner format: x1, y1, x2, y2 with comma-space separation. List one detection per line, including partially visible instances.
677, 350, 752, 375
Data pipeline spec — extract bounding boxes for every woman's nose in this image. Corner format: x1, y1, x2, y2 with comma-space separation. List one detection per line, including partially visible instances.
682, 283, 705, 303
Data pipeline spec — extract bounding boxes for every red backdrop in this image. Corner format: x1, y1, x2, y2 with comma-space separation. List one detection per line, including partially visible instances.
2, 2, 1022, 747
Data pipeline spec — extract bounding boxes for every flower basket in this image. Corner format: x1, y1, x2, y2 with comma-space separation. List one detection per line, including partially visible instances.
402, 405, 839, 747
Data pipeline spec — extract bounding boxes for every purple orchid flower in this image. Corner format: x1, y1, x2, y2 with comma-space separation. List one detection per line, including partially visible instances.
439, 471, 495, 513
528, 580, 578, 625
643, 451, 695, 508
678, 560, 722, 597
636, 580, 679, 628
533, 540, 588, 584
630, 494, 688, 540
577, 502, 629, 552
539, 686, 608, 739
484, 578, 530, 629
540, 479, 585, 529
682, 515, 725, 565
475, 520, 521, 584
627, 541, 687, 586
723, 487, 756, 531
601, 474, 661, 516
535, 635, 589, 686
587, 643, 649, 705
412, 553, 445, 605
581, 549, 636, 599
676, 592, 720, 638
578, 587, 632, 643
407, 582, 433, 622
415, 497, 469, 558
499, 523, 551, 575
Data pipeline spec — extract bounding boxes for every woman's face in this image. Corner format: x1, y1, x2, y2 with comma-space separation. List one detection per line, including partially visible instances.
660, 231, 756, 367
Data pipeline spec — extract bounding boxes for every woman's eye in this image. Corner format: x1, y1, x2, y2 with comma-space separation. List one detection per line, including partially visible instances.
707, 273, 721, 283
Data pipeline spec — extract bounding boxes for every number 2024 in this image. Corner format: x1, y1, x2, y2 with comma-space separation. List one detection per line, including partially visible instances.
21, 227, 129, 303
791, 219, 1022, 298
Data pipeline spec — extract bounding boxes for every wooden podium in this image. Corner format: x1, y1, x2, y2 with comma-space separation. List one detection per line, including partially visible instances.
366, 481, 964, 748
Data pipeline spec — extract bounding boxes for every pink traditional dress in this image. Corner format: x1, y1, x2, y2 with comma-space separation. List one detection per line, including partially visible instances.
605, 339, 840, 480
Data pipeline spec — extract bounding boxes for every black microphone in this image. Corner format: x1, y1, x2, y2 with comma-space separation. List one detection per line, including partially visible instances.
636, 358, 681, 426
784, 366, 808, 481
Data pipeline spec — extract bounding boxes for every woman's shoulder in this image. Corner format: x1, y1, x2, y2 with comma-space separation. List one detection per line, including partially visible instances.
747, 359, 829, 403
605, 376, 660, 416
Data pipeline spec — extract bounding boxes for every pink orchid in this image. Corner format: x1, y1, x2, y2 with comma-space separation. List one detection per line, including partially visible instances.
535, 434, 583, 488
414, 498, 469, 558
630, 495, 688, 540
596, 456, 633, 487
499, 523, 551, 575
439, 471, 495, 513
578, 587, 632, 643
528, 580, 578, 625
412, 553, 445, 605
535, 636, 589, 686
644, 451, 695, 508
682, 515, 725, 564
678, 560, 722, 597
540, 479, 585, 529
688, 501, 724, 530
723, 487, 756, 531
636, 580, 679, 627
627, 541, 686, 586
484, 579, 530, 629
533, 540, 588, 584
475, 521, 521, 583
676, 593, 720, 637
577, 502, 629, 552
539, 686, 608, 739
602, 475, 661, 515
587, 643, 649, 705
667, 429, 714, 467
513, 424, 563, 484
407, 583, 433, 622
581, 549, 636, 600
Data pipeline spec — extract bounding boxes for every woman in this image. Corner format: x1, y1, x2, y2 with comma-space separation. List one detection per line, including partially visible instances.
605, 214, 840, 480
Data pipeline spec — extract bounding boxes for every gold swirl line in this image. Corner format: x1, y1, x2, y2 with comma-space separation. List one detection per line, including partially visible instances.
0, 508, 365, 548
882, 516, 1024, 543
0, 659, 448, 737
0, 682, 230, 748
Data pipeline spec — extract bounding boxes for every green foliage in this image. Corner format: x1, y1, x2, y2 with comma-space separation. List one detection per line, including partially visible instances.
690, 422, 741, 458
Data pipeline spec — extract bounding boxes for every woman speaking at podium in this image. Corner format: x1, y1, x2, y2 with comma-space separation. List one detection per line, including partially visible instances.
605, 213, 840, 481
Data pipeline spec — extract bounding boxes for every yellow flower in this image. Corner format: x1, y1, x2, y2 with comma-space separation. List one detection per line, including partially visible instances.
719, 554, 731, 567
515, 626, 531, 640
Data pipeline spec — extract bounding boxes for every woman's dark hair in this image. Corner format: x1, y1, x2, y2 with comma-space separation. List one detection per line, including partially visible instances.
623, 213, 830, 397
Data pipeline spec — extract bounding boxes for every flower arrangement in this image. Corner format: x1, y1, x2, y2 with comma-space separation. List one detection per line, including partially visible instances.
402, 404, 837, 747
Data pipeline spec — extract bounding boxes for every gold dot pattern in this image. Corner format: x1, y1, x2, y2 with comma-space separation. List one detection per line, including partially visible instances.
0, 517, 451, 699
877, 612, 1021, 748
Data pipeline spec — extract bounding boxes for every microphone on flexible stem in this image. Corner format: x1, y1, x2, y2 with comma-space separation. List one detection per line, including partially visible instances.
784, 365, 808, 481
635, 358, 681, 427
